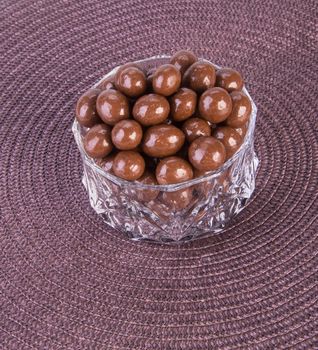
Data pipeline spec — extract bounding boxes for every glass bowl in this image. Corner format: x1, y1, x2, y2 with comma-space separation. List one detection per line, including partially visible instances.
72, 56, 259, 243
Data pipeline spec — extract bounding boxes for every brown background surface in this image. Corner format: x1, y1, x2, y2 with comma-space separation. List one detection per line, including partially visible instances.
0, 0, 317, 349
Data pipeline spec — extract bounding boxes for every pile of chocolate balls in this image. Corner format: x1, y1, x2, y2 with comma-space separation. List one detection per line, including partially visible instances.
76, 50, 252, 196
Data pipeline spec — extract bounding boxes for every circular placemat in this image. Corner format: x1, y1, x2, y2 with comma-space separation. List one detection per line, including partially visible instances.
1, 0, 317, 349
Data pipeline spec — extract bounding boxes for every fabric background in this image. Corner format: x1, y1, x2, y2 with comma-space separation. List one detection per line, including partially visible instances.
0, 0, 317, 349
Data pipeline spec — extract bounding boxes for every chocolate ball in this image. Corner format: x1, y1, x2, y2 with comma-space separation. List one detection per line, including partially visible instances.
226, 91, 252, 127
113, 151, 145, 180
111, 119, 143, 150
135, 170, 160, 202
183, 61, 216, 93
97, 153, 120, 194
152, 64, 181, 96
194, 169, 212, 179
142, 124, 185, 158
199, 87, 232, 123
170, 88, 197, 122
193, 168, 213, 196
132, 94, 170, 126
114, 62, 143, 84
216, 68, 243, 92
161, 188, 193, 211
96, 90, 130, 125
98, 153, 116, 173
170, 50, 198, 75
213, 126, 243, 160
115, 67, 147, 97
234, 123, 248, 138
98, 76, 115, 90
182, 117, 211, 143
188, 136, 226, 171
156, 156, 193, 185
76, 88, 101, 127
83, 124, 113, 159
194, 169, 211, 178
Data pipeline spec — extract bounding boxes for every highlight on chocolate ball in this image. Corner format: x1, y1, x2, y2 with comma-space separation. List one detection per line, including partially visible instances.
72, 50, 259, 242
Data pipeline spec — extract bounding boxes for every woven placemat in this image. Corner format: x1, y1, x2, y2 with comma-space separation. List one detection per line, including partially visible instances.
1, 0, 317, 349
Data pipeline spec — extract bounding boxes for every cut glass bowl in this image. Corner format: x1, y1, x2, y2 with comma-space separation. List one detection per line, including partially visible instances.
73, 56, 259, 243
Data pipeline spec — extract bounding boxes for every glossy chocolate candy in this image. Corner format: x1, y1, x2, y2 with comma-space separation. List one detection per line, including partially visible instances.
234, 123, 248, 138
142, 124, 185, 158
99, 154, 116, 173
132, 94, 170, 126
96, 153, 120, 195
113, 151, 145, 180
199, 87, 232, 123
111, 119, 143, 150
83, 124, 113, 158
76, 88, 101, 127
170, 88, 197, 122
188, 136, 226, 171
213, 126, 242, 160
216, 68, 244, 92
226, 91, 252, 127
96, 89, 130, 125
114, 62, 143, 84
135, 170, 160, 202
115, 66, 147, 97
170, 50, 198, 75
183, 61, 216, 93
156, 156, 193, 185
182, 117, 211, 143
152, 64, 181, 96
193, 168, 213, 196
157, 155, 194, 208
194, 169, 211, 178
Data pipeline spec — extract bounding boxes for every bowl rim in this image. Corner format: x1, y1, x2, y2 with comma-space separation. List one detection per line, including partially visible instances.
72, 55, 257, 192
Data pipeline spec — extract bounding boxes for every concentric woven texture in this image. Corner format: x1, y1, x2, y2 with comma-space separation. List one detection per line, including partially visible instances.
0, 0, 317, 348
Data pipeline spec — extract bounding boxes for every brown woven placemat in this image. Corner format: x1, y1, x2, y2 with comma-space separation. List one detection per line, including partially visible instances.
1, 0, 317, 349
